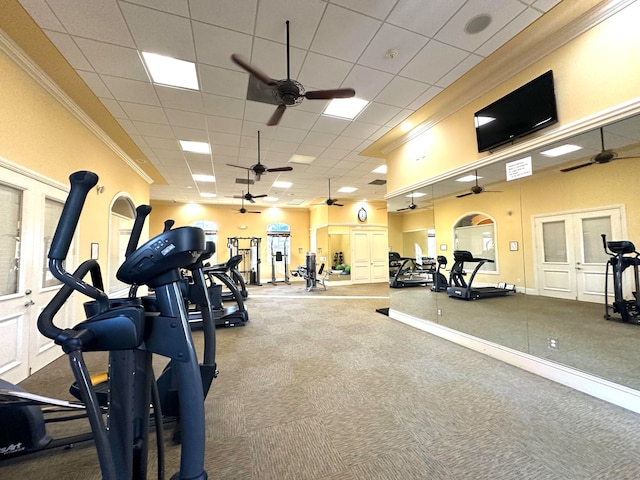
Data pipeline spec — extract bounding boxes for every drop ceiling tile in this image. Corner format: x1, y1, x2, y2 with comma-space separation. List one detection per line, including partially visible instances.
330, 0, 396, 19
355, 102, 401, 126
203, 94, 246, 119
407, 86, 442, 110
174, 129, 210, 146
211, 145, 240, 157
358, 24, 429, 74
302, 131, 337, 147
193, 21, 253, 68
145, 136, 182, 150
44, 31, 92, 70
254, 0, 325, 49
77, 71, 113, 99
124, 0, 190, 17
156, 86, 205, 113
329, 135, 363, 151
101, 75, 160, 105
387, 0, 465, 37
435, 53, 483, 89
384, 110, 412, 128
43, 1, 135, 46
206, 115, 243, 134
311, 116, 350, 135
341, 121, 380, 140
310, 4, 381, 62
119, 102, 168, 123
400, 40, 468, 85
374, 76, 428, 108
189, 0, 257, 34
475, 8, 541, 57
199, 64, 249, 98
243, 100, 278, 125
19, 0, 64, 31
74, 37, 147, 80
251, 37, 305, 80
132, 121, 175, 138
210, 132, 242, 147
434, 0, 526, 52
120, 2, 195, 60
277, 109, 320, 130
320, 147, 350, 160
297, 52, 352, 91
295, 144, 325, 157
165, 110, 207, 130
342, 65, 393, 101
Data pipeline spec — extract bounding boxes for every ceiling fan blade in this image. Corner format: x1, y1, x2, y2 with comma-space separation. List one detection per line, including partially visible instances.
456, 192, 473, 198
227, 163, 249, 170
248, 211, 262, 214
251, 194, 268, 199
560, 162, 593, 172
230, 54, 276, 87
266, 166, 293, 172
267, 105, 287, 126
333, 203, 344, 207
305, 88, 356, 100
397, 207, 409, 211
247, 197, 256, 203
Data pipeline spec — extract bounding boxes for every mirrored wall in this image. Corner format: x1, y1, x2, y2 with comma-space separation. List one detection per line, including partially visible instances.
387, 113, 640, 391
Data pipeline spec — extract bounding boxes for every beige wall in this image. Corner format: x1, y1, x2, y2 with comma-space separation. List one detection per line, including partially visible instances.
0, 48, 150, 263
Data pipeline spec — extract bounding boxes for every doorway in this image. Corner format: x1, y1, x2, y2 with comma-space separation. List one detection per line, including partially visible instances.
351, 230, 388, 284
533, 207, 624, 302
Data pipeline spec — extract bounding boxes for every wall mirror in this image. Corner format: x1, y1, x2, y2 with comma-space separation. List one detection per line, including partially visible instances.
387, 112, 640, 391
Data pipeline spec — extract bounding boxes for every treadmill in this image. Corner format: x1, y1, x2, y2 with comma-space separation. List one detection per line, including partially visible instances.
446, 250, 514, 300
389, 256, 436, 288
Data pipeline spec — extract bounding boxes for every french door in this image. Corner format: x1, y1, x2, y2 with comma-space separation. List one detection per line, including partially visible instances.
351, 230, 388, 283
534, 207, 623, 302
0, 166, 73, 383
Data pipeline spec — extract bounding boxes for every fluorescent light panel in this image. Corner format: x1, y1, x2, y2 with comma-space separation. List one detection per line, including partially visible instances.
192, 174, 215, 182
142, 52, 199, 90
323, 98, 369, 120
289, 154, 316, 165
180, 140, 210, 154
540, 144, 583, 157
338, 187, 357, 193
407, 192, 427, 198
457, 174, 480, 182
272, 181, 292, 189
199, 192, 216, 198
372, 165, 387, 174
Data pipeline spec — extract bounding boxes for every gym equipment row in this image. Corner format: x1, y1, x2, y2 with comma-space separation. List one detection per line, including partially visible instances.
0, 172, 211, 479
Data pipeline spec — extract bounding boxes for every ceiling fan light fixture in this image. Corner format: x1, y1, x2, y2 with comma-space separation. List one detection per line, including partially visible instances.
323, 97, 369, 120
141, 52, 199, 90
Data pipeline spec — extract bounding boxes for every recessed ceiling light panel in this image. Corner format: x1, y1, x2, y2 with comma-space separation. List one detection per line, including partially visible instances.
180, 140, 210, 154
540, 144, 583, 157
323, 98, 369, 120
192, 174, 215, 182
141, 52, 199, 90
338, 187, 357, 193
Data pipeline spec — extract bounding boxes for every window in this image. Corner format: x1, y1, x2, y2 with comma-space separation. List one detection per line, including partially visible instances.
453, 213, 497, 272
108, 196, 135, 295
192, 220, 218, 264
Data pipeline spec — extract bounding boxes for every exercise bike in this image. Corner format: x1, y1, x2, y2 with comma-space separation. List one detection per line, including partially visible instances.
2, 171, 209, 479
602, 234, 640, 324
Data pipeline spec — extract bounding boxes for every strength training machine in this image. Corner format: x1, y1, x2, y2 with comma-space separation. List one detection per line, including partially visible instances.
291, 252, 331, 291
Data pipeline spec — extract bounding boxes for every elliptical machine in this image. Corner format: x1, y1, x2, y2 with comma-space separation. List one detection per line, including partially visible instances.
602, 234, 640, 324
16, 171, 208, 479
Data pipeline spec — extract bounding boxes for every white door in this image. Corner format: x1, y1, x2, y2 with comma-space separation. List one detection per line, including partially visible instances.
0, 167, 72, 384
351, 230, 388, 284
534, 207, 623, 302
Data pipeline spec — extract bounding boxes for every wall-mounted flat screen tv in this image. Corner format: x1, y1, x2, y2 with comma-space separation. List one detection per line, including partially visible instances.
474, 70, 558, 152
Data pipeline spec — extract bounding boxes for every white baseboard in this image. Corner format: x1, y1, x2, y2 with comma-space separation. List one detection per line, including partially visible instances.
389, 309, 640, 414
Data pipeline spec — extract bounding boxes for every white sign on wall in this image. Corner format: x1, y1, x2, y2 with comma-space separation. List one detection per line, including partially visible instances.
506, 156, 532, 181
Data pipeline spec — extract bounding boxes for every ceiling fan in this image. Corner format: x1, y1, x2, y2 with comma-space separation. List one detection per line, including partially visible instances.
397, 192, 418, 211
456, 170, 501, 198
231, 20, 356, 126
227, 131, 292, 181
560, 127, 640, 172
235, 192, 261, 214
233, 169, 267, 204
325, 178, 343, 207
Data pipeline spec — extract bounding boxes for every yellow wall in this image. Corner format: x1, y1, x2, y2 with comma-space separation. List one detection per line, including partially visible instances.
385, 1, 640, 192
148, 202, 310, 281
0, 48, 150, 263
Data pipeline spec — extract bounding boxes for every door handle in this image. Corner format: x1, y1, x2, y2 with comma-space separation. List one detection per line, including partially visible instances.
25, 299, 35, 307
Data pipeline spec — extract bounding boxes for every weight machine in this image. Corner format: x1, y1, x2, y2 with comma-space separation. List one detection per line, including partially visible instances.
227, 236, 261, 286
291, 252, 331, 291
268, 232, 291, 285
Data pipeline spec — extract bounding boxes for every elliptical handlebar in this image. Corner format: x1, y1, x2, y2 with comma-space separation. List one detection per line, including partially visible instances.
125, 205, 152, 258
47, 171, 109, 313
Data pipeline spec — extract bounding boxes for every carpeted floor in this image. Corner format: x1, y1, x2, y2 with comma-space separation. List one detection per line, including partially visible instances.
3, 282, 640, 479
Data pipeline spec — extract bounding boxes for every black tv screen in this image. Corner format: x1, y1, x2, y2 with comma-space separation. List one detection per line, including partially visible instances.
474, 70, 558, 152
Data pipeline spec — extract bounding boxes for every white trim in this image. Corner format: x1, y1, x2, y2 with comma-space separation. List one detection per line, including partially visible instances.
389, 308, 640, 414
0, 30, 153, 185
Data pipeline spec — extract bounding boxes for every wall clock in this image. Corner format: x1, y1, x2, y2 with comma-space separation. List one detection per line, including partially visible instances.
357, 207, 367, 222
